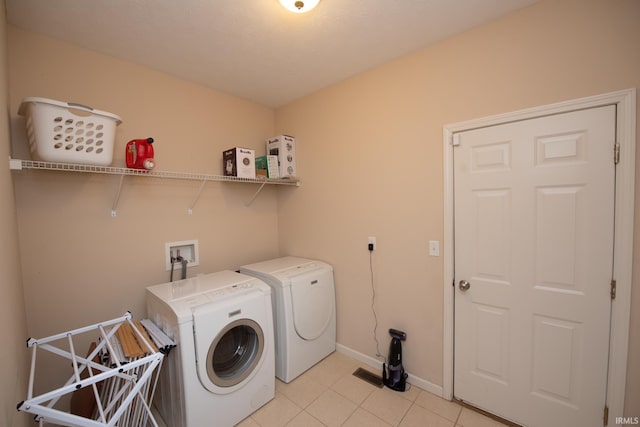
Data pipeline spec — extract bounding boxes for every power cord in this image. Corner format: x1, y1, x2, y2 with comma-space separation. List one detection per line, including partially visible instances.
369, 249, 386, 363
369, 245, 412, 391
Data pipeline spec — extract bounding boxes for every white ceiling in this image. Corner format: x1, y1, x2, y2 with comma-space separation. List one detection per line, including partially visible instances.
6, 0, 538, 108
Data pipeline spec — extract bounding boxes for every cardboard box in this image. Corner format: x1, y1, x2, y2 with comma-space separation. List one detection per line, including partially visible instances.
255, 155, 280, 179
266, 135, 296, 178
223, 147, 255, 179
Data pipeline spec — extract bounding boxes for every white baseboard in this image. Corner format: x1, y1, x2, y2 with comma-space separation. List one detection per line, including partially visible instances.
335, 343, 444, 398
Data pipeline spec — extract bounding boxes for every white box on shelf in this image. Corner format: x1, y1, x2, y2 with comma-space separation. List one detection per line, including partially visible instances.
266, 135, 296, 178
223, 147, 256, 179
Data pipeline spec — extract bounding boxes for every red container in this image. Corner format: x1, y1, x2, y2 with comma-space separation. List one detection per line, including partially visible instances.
125, 137, 155, 170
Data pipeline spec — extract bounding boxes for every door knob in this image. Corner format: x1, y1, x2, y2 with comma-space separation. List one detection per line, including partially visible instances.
459, 280, 471, 291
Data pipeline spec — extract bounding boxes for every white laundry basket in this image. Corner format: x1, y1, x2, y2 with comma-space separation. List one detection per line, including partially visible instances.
18, 97, 122, 166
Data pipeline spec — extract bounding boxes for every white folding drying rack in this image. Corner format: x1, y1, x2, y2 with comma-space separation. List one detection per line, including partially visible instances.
17, 312, 164, 427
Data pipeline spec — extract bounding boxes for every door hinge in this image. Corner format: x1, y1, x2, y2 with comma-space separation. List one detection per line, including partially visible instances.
610, 280, 617, 300
603, 405, 609, 426
614, 143, 620, 164
452, 133, 461, 146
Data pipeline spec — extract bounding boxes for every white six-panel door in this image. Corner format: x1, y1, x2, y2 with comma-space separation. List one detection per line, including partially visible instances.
453, 106, 616, 427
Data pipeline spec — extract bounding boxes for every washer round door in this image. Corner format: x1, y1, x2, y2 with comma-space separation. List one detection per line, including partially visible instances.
205, 318, 264, 388
192, 292, 271, 395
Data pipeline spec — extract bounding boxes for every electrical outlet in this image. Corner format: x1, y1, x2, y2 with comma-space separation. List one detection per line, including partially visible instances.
429, 240, 440, 257
368, 236, 376, 251
165, 240, 200, 271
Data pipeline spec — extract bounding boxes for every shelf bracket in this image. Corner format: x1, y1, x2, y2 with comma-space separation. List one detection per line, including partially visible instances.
188, 180, 208, 215
9, 157, 23, 170
111, 175, 125, 217
246, 180, 268, 207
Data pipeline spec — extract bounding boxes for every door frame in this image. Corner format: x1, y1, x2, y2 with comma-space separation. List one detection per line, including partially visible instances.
442, 89, 636, 424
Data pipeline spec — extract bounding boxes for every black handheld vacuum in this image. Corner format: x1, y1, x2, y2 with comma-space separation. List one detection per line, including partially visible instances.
382, 328, 408, 392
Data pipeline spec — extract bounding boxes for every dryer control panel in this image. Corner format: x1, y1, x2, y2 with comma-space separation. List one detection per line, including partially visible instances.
205, 282, 256, 299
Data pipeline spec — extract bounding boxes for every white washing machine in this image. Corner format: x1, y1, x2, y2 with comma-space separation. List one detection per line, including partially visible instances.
146, 270, 275, 427
240, 257, 336, 383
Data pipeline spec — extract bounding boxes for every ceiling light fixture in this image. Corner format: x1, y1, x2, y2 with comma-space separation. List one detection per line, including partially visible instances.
279, 0, 320, 13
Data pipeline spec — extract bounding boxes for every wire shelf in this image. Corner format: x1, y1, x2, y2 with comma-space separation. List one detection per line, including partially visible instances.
9, 158, 300, 186
9, 158, 300, 215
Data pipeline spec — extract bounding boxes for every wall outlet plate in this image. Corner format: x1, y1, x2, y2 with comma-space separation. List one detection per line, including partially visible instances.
429, 240, 440, 257
368, 236, 376, 250
165, 240, 200, 271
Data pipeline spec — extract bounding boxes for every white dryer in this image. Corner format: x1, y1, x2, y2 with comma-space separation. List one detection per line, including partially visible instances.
145, 270, 275, 427
240, 257, 336, 383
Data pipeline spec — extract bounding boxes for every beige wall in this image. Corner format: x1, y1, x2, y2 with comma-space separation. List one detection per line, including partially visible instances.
275, 0, 640, 417
8, 26, 285, 396
5, 0, 639, 421
0, 0, 29, 426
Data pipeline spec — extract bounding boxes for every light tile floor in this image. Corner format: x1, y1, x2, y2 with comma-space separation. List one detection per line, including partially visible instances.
236, 352, 508, 427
